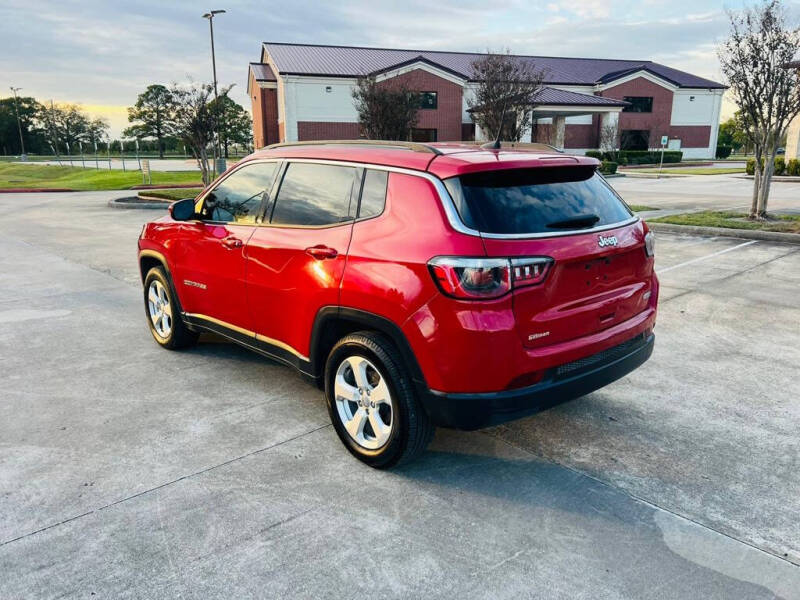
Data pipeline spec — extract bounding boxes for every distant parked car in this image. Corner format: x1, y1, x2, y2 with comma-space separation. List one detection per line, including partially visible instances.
777, 147, 786, 155
138, 141, 659, 468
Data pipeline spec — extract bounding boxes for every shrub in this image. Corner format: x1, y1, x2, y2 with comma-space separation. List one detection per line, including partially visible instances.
618, 150, 683, 164
585, 150, 603, 160
599, 161, 618, 175
745, 157, 797, 176
716, 145, 733, 159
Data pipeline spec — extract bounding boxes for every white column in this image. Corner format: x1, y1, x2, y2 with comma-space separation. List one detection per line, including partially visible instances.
786, 115, 800, 161
599, 111, 620, 152
475, 123, 486, 142
553, 115, 566, 150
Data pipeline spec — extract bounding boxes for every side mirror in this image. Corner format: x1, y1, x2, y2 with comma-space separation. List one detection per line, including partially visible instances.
169, 198, 196, 221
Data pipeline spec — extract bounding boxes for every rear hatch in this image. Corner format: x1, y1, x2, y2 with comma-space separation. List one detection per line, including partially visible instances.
443, 165, 653, 349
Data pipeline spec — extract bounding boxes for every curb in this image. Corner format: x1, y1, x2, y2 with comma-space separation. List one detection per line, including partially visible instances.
620, 172, 688, 179
646, 222, 800, 245
739, 175, 800, 182
108, 197, 170, 210
0, 188, 76, 193
130, 183, 203, 190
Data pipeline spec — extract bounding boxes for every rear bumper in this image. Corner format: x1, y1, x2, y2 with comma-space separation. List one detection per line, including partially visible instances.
419, 333, 654, 430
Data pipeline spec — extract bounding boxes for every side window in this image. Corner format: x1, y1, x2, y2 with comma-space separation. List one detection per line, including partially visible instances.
198, 162, 278, 224
271, 163, 356, 226
358, 169, 388, 219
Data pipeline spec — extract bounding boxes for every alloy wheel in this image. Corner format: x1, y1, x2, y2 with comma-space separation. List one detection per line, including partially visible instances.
147, 279, 172, 338
334, 355, 394, 449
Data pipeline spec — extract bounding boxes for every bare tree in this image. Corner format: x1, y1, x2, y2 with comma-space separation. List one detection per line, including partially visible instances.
599, 121, 620, 159
467, 50, 546, 142
718, 0, 800, 218
168, 82, 231, 185
352, 75, 420, 140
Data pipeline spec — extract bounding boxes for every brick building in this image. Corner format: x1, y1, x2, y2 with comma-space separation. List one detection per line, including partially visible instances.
248, 43, 726, 159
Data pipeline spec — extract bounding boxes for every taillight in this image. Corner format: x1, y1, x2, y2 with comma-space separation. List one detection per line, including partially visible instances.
428, 257, 552, 300
644, 231, 655, 257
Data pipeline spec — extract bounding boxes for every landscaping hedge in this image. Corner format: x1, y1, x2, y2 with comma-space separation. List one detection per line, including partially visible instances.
618, 150, 683, 164
747, 157, 800, 176
600, 161, 618, 175
586, 150, 682, 164
716, 145, 733, 159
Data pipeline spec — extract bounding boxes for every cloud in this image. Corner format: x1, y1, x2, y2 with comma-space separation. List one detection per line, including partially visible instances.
1, 0, 762, 137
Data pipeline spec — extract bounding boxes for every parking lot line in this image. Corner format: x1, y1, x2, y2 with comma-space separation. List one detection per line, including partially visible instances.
657, 240, 758, 274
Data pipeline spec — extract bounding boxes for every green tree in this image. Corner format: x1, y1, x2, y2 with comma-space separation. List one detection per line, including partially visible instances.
46, 103, 90, 153
209, 95, 252, 157
0, 96, 46, 155
718, 111, 750, 152
86, 118, 110, 147
124, 84, 174, 159
352, 75, 420, 140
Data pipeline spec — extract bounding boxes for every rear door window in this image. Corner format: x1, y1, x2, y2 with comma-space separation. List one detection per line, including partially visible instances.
358, 169, 388, 219
271, 162, 356, 226
444, 167, 633, 235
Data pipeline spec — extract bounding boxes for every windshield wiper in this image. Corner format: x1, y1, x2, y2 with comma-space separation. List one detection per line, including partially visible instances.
546, 214, 600, 229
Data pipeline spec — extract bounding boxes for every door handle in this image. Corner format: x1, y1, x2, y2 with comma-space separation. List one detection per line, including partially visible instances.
305, 245, 338, 259
222, 236, 243, 249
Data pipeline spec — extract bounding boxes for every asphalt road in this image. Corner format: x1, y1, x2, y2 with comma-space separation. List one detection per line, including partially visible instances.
1, 191, 798, 599
610, 172, 800, 215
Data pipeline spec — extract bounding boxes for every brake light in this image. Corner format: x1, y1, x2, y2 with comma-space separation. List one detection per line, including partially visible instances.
428, 257, 552, 299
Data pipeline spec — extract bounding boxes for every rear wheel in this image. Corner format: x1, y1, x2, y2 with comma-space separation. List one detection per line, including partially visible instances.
143, 267, 198, 349
324, 332, 434, 468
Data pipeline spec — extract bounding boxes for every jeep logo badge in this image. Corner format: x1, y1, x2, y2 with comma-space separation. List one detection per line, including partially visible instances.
598, 235, 618, 247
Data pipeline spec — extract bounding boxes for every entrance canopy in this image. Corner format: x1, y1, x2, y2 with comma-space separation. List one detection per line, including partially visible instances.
530, 88, 628, 149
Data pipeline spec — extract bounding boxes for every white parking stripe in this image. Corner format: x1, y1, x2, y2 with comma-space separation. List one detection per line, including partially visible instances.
657, 240, 758, 274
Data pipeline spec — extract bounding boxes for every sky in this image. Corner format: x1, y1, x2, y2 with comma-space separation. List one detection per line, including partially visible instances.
2, 0, 798, 138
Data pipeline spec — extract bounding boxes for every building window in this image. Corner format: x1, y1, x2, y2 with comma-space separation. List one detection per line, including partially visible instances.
620, 130, 650, 151
419, 92, 438, 109
411, 128, 437, 142
623, 96, 653, 113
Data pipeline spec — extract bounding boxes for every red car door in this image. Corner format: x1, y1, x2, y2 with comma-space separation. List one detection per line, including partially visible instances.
172, 161, 280, 332
245, 161, 358, 360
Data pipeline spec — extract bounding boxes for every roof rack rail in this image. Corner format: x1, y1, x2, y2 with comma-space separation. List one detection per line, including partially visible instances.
263, 139, 443, 155
479, 141, 564, 153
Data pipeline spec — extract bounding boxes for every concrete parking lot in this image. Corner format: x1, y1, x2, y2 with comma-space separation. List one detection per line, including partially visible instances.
1, 191, 799, 599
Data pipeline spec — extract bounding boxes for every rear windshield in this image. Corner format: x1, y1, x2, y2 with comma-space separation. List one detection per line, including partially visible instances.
444, 166, 633, 235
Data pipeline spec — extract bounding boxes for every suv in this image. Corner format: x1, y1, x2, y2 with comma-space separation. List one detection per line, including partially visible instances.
138, 141, 658, 468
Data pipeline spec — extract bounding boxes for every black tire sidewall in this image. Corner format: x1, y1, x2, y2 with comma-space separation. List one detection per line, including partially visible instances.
325, 337, 410, 468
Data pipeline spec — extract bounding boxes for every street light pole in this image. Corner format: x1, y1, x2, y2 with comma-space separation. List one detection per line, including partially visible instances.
9, 87, 27, 161
203, 9, 226, 175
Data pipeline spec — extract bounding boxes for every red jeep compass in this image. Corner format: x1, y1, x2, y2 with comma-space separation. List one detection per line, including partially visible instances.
138, 141, 658, 468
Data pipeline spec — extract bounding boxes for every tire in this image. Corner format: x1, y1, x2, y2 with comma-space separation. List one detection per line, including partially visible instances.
143, 267, 198, 350
324, 331, 434, 468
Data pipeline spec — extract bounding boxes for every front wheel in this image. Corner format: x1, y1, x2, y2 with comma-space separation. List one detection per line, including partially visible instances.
143, 267, 198, 350
324, 332, 434, 468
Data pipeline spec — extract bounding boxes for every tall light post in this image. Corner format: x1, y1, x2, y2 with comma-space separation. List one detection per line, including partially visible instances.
202, 9, 226, 175
9, 87, 27, 161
